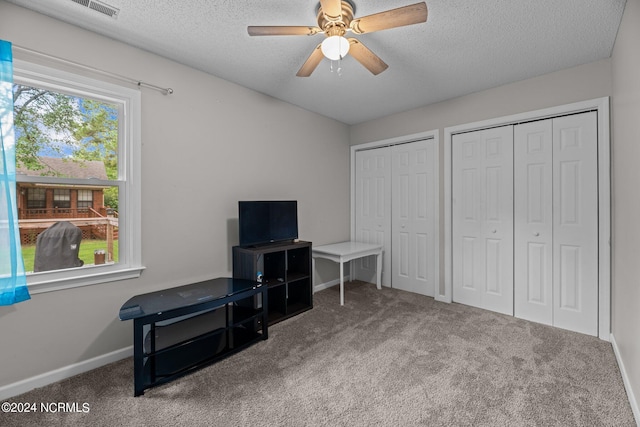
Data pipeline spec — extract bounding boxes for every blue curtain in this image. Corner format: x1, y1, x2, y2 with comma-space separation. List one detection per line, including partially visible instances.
0, 40, 30, 305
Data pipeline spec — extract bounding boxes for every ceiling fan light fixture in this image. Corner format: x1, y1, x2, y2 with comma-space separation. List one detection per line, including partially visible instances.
248, 1, 427, 76
321, 35, 350, 60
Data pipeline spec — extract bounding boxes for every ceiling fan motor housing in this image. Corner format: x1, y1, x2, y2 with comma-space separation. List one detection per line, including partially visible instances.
317, 0, 355, 37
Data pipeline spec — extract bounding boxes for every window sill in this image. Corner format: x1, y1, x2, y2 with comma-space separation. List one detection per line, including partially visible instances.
27, 265, 146, 294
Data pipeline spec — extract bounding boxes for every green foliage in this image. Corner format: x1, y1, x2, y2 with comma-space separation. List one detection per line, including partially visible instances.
13, 85, 80, 173
103, 188, 119, 210
13, 84, 119, 209
72, 99, 118, 180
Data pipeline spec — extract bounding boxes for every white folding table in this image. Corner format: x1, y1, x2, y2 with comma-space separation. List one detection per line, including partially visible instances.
312, 241, 383, 305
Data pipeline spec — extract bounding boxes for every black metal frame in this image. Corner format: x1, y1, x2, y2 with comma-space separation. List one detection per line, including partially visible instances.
124, 279, 268, 396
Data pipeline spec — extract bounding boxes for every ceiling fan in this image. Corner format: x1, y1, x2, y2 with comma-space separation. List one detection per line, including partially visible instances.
247, 0, 428, 77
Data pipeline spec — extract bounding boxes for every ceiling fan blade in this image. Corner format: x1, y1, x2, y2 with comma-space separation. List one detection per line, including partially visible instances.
296, 44, 325, 77
350, 2, 428, 34
320, 0, 343, 21
248, 26, 322, 36
347, 38, 389, 75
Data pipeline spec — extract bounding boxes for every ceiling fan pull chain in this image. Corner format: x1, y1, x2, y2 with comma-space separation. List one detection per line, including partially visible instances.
337, 37, 345, 76
329, 59, 343, 76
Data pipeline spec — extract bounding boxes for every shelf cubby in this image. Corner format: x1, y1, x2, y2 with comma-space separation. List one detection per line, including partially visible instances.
233, 241, 312, 325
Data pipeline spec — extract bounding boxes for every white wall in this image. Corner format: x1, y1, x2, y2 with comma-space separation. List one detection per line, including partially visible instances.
349, 59, 613, 146
0, 1, 350, 390
611, 0, 640, 419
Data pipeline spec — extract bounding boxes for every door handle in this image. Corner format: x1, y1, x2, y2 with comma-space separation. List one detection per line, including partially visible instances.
533, 232, 540, 237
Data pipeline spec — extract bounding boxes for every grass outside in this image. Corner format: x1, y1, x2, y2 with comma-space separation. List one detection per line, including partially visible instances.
21, 239, 119, 273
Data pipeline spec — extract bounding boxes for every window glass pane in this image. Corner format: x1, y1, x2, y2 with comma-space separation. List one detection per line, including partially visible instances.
53, 189, 71, 209
77, 189, 93, 209
13, 84, 118, 180
19, 185, 119, 273
14, 83, 121, 274
26, 188, 46, 209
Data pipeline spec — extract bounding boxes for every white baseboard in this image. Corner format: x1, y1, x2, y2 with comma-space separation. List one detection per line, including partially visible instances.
314, 276, 391, 294
313, 275, 350, 293
0, 346, 133, 401
611, 333, 640, 425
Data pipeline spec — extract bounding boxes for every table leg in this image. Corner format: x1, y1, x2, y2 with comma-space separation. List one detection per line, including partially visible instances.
376, 251, 382, 290
312, 257, 316, 289
340, 261, 344, 306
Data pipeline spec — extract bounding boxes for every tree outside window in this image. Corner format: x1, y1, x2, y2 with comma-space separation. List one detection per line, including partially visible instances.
14, 82, 120, 273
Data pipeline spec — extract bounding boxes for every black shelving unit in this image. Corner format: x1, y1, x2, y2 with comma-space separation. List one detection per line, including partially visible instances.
119, 278, 267, 396
233, 241, 312, 325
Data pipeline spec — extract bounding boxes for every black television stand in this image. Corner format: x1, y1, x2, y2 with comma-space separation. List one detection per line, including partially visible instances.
119, 277, 267, 396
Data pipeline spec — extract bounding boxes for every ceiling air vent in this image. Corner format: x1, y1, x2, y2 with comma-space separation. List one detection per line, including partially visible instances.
71, 0, 119, 19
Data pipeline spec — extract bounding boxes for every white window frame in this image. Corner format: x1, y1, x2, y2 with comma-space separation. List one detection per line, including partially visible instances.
13, 60, 144, 293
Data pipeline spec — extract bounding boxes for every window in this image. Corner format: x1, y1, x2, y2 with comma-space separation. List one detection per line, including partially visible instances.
14, 60, 143, 293
77, 189, 93, 209
26, 188, 46, 209
53, 189, 71, 209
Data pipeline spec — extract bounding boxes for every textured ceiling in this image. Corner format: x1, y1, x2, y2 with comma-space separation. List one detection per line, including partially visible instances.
6, 0, 626, 125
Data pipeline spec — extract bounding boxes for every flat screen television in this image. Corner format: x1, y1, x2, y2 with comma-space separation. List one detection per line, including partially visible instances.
238, 200, 298, 247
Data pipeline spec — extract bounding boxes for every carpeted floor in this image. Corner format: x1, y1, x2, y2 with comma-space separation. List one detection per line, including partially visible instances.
2, 281, 636, 426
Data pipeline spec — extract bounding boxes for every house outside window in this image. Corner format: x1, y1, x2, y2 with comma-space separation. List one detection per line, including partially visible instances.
17, 158, 110, 221
13, 60, 143, 293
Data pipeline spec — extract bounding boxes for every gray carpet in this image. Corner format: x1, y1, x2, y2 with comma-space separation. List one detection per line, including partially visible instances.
2, 281, 636, 426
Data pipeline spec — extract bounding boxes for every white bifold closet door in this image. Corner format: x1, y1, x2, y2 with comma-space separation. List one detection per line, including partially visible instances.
354, 147, 392, 287
354, 139, 437, 296
452, 112, 598, 336
391, 141, 438, 296
514, 112, 598, 336
452, 126, 514, 315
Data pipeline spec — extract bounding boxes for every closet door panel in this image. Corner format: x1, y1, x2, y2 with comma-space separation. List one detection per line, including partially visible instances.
354, 149, 391, 285
552, 112, 598, 336
453, 126, 513, 314
391, 140, 437, 296
453, 133, 483, 305
514, 120, 553, 325
482, 128, 514, 314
